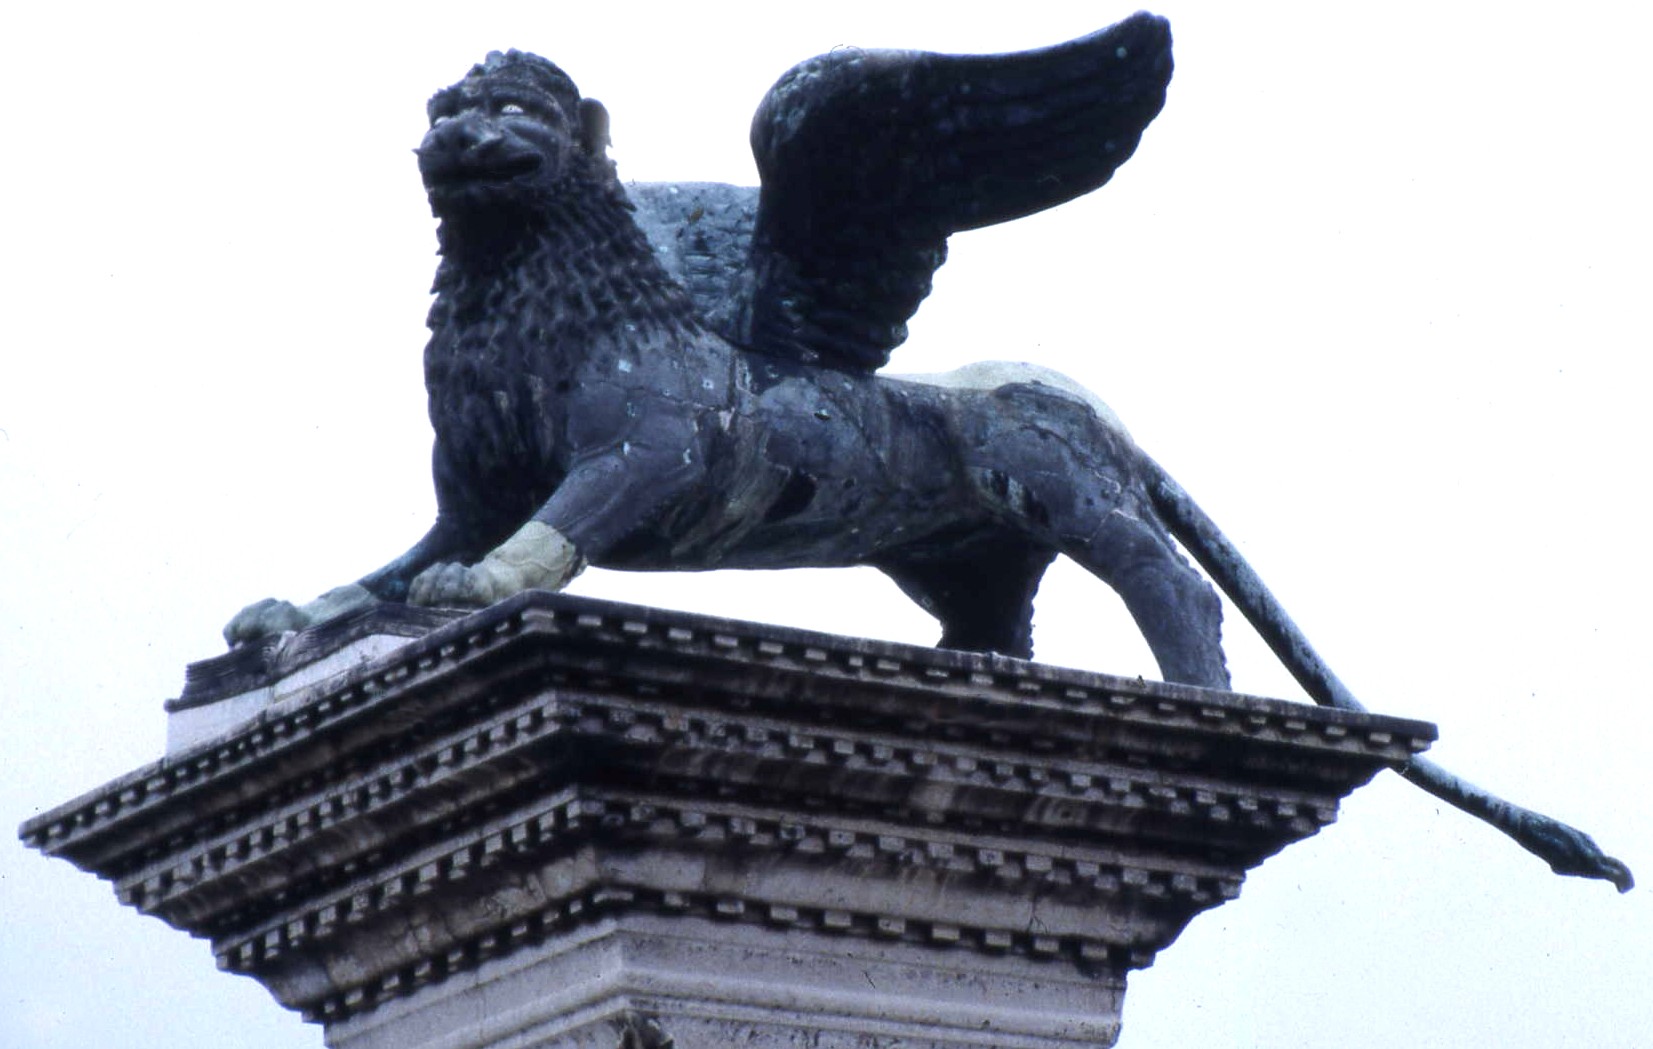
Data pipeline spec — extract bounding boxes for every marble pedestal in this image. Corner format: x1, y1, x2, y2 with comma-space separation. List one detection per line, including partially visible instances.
21, 592, 1433, 1048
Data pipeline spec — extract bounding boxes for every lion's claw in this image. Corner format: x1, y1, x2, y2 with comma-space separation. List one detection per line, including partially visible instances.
408, 562, 492, 608
224, 597, 309, 646
222, 583, 379, 647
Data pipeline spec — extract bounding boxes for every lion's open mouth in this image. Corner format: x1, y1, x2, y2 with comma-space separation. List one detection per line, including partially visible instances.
470, 152, 543, 180
420, 148, 544, 188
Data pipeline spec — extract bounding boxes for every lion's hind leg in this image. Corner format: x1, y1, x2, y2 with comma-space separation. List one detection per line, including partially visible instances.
956, 380, 1228, 688
1060, 504, 1230, 689
876, 539, 1057, 659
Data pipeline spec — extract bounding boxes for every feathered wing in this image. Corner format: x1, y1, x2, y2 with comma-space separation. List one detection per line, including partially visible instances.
738, 12, 1174, 371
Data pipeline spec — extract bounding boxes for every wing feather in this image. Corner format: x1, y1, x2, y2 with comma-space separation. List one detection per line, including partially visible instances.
741, 12, 1173, 371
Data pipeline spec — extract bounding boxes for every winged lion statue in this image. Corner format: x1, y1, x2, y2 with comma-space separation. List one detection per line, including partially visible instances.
224, 14, 1631, 891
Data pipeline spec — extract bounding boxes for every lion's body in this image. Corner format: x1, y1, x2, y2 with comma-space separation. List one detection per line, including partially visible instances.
227, 44, 1228, 687
412, 146, 1219, 671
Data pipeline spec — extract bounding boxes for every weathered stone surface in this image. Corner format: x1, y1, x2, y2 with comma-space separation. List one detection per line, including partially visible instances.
21, 592, 1432, 1046
328, 915, 1127, 1049
165, 604, 459, 753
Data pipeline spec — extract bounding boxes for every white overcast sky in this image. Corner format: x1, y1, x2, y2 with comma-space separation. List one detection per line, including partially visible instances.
3, 3, 1649, 1047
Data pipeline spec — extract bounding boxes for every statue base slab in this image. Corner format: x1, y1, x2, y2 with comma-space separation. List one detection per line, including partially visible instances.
21, 591, 1434, 1048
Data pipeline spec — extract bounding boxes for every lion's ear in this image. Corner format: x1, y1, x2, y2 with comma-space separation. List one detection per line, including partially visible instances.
579, 98, 611, 157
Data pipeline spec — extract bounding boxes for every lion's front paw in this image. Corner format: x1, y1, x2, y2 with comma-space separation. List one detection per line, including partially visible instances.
408, 562, 495, 608
224, 597, 310, 646
223, 583, 380, 647
409, 523, 586, 609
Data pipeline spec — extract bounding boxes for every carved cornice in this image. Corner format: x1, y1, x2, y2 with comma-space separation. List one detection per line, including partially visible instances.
21, 591, 1433, 1024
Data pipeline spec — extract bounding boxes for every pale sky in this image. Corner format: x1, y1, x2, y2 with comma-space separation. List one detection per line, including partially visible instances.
3, 3, 1649, 1047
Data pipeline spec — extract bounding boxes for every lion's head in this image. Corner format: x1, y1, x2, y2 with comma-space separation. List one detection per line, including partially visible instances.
418, 50, 612, 212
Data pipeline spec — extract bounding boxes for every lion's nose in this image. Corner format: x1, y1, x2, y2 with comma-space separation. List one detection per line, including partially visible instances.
421, 115, 503, 159
418, 115, 514, 186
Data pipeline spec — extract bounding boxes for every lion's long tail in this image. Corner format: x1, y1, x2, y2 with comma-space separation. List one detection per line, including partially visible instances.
1143, 455, 1634, 893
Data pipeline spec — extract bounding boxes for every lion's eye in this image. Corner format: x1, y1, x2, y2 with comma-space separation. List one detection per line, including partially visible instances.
499, 103, 526, 116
